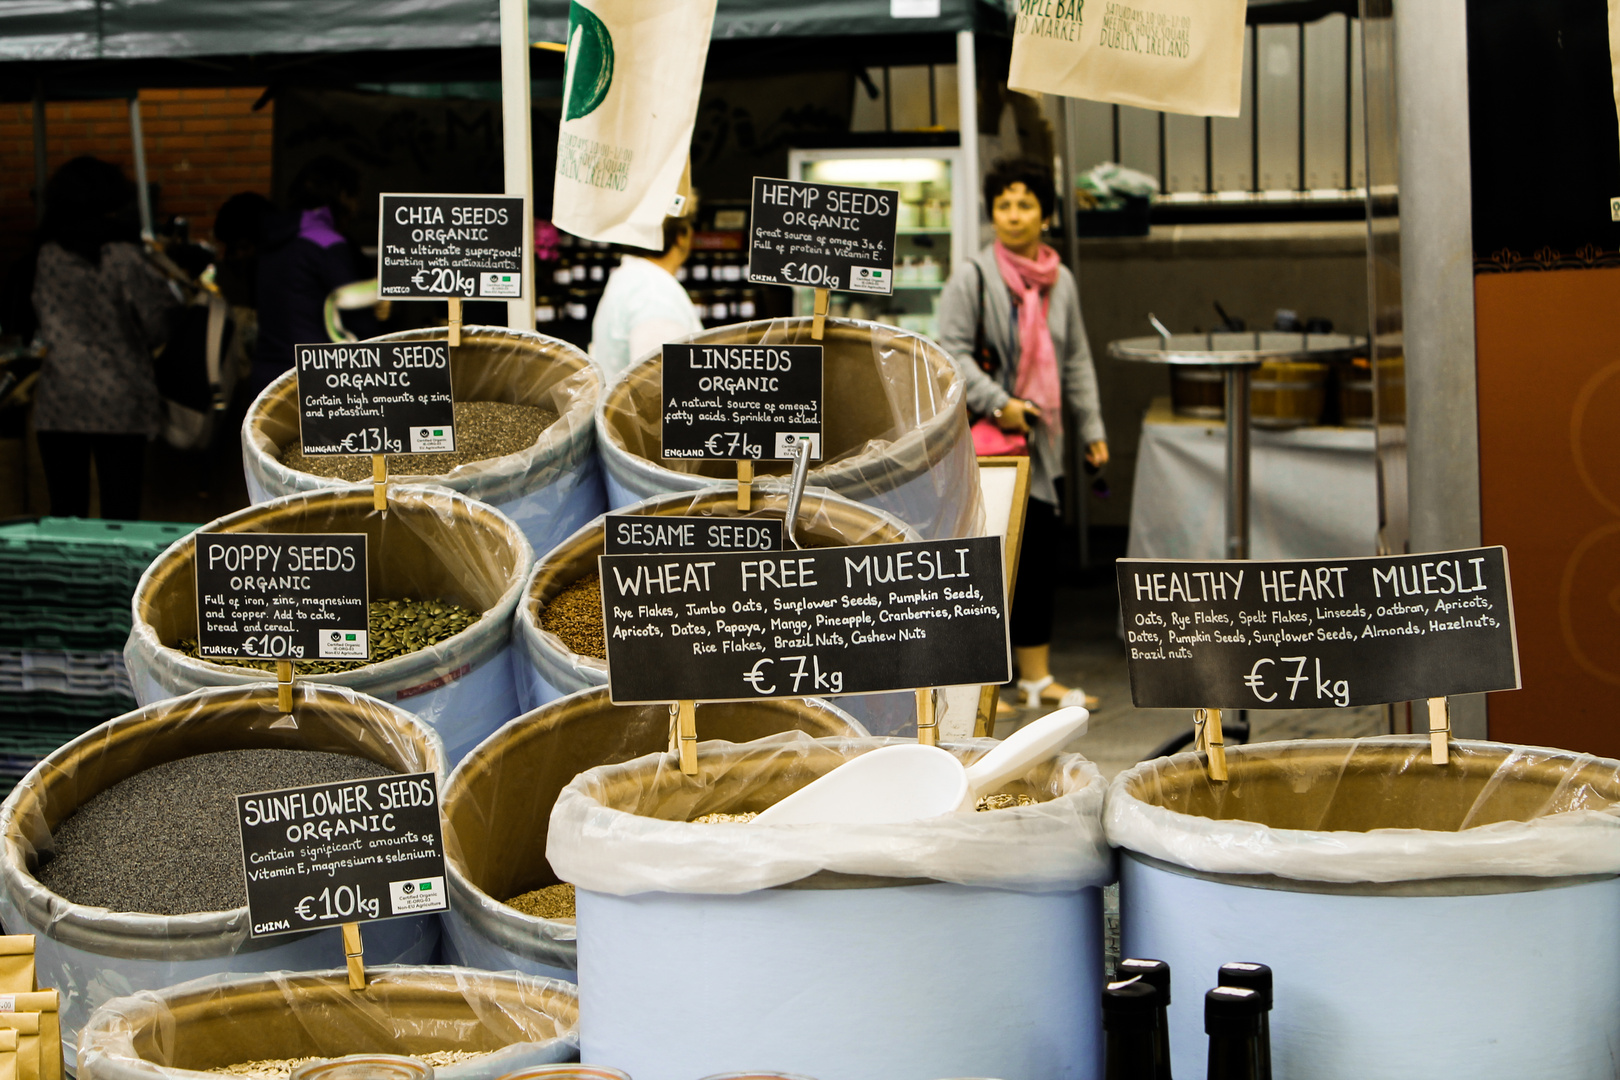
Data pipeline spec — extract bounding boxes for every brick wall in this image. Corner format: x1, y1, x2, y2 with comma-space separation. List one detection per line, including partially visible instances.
0, 87, 273, 280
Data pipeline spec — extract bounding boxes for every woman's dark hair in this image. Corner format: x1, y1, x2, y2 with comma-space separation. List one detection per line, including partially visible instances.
616, 215, 693, 258
983, 157, 1058, 218
288, 156, 360, 212
41, 156, 139, 265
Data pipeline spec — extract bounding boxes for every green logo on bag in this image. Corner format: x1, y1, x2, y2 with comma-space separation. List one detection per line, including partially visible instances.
1017, 0, 1082, 41
564, 1, 615, 121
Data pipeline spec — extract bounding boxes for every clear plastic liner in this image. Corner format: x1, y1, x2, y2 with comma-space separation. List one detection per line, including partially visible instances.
123, 484, 535, 763
594, 318, 984, 541
1106, 737, 1620, 884
0, 684, 448, 1067
242, 327, 606, 558
440, 688, 866, 979
512, 483, 920, 734
548, 733, 1111, 896
76, 966, 579, 1080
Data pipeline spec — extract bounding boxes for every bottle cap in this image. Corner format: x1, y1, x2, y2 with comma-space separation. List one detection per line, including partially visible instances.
1116, 957, 1171, 1005
1102, 978, 1160, 1032
1204, 986, 1263, 1037
1217, 961, 1273, 1009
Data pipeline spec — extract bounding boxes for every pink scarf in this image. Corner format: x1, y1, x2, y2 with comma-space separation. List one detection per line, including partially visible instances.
993, 240, 1063, 420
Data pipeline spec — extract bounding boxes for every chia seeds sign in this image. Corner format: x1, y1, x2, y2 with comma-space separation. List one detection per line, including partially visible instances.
378, 193, 526, 300
238, 772, 447, 937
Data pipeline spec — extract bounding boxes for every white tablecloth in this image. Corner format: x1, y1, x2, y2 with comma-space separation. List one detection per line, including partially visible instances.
1127, 402, 1379, 559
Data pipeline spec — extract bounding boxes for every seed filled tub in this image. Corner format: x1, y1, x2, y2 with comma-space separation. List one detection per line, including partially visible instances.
76, 966, 579, 1080
440, 688, 867, 981
514, 485, 921, 734
124, 484, 534, 763
0, 684, 446, 1068
1107, 737, 1620, 1079
596, 318, 982, 541
244, 326, 605, 557
547, 733, 1112, 1080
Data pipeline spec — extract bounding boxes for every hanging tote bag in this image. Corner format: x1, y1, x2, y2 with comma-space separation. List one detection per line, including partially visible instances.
1008, 0, 1249, 118
552, 0, 717, 250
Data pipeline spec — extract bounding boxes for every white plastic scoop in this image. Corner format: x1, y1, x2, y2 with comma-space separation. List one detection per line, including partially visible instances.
750, 706, 1089, 826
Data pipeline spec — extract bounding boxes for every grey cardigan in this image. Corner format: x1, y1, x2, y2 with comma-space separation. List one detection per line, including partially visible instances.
935, 244, 1107, 506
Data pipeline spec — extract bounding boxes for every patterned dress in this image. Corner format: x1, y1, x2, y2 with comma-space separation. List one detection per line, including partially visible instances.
31, 241, 179, 435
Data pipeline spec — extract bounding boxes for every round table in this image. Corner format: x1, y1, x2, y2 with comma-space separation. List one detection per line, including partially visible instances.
1109, 331, 1365, 560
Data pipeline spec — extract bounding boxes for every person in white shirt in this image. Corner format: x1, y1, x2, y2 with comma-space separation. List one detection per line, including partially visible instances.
590, 215, 703, 380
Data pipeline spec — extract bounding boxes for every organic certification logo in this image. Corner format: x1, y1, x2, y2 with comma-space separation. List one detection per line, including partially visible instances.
564, 1, 615, 121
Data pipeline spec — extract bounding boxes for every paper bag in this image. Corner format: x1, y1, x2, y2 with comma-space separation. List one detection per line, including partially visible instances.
553, 0, 718, 249
0, 940, 32, 994
0, 993, 58, 1080
0, 1014, 39, 1080
0, 1029, 15, 1080
1009, 0, 1249, 118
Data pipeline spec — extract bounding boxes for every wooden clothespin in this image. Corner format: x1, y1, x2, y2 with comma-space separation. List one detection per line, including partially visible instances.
736, 459, 753, 512
672, 699, 698, 775
1194, 707, 1228, 782
276, 661, 294, 714
916, 688, 939, 746
342, 921, 366, 990
811, 288, 829, 341
446, 296, 463, 347
1427, 696, 1450, 765
372, 454, 388, 512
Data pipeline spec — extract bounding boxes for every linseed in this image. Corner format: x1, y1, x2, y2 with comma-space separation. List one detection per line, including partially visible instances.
505, 883, 576, 920
539, 575, 605, 659
282, 401, 559, 480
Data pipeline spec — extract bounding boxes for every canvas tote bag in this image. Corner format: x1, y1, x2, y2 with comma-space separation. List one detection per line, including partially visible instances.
552, 0, 717, 250
1009, 0, 1249, 118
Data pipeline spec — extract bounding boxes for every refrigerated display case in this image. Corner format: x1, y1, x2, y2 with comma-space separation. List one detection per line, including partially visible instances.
786, 147, 975, 341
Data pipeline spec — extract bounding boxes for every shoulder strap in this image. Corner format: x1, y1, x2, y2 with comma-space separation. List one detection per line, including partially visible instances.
972, 260, 987, 354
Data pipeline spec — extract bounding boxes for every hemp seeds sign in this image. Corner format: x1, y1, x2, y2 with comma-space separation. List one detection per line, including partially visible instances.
1116, 547, 1521, 709
662, 343, 823, 461
194, 533, 370, 662
378, 194, 526, 300
296, 341, 455, 456
749, 177, 898, 295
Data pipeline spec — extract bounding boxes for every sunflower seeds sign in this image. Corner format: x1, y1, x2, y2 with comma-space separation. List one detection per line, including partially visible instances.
749, 177, 899, 295
238, 772, 447, 937
296, 341, 455, 456
378, 194, 526, 300
1116, 547, 1521, 708
195, 533, 370, 662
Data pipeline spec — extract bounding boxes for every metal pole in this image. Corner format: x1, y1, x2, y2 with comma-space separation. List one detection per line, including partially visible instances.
500, 0, 536, 330
31, 84, 47, 226
955, 30, 980, 256
128, 96, 153, 239
1223, 366, 1251, 560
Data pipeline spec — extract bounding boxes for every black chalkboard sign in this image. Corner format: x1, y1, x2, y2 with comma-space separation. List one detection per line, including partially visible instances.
295, 341, 455, 456
661, 343, 823, 461
748, 177, 898, 295
378, 194, 526, 300
604, 514, 783, 555
600, 537, 1008, 703
1116, 547, 1521, 709
239, 772, 446, 938
195, 533, 370, 662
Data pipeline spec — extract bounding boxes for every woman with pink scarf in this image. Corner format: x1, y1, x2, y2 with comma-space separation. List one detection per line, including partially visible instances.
936, 157, 1109, 714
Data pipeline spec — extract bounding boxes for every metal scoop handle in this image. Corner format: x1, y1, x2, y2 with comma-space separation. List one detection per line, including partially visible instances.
784, 437, 813, 549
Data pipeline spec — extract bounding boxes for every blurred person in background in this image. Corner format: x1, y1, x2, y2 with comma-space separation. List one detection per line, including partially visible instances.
31, 156, 180, 519
213, 191, 275, 309
590, 214, 702, 380
251, 156, 377, 399
936, 156, 1108, 714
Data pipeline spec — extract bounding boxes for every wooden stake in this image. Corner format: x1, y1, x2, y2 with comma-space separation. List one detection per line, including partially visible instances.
341, 921, 366, 990
676, 699, 698, 775
1428, 696, 1450, 765
372, 454, 388, 511
811, 287, 829, 341
1195, 707, 1228, 782
917, 688, 938, 746
736, 458, 753, 511
447, 296, 463, 347
276, 661, 294, 714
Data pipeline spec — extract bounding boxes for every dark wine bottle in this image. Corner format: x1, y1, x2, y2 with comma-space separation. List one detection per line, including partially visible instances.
1217, 962, 1272, 1080
1103, 978, 1161, 1080
1204, 986, 1266, 1080
1116, 958, 1173, 1080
